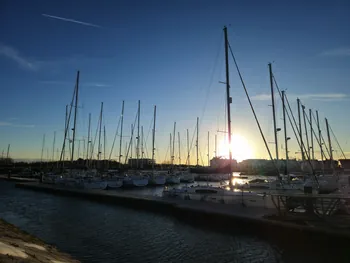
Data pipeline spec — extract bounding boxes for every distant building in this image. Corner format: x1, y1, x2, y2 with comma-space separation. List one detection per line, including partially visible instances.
128, 158, 155, 168
210, 157, 237, 170
239, 159, 269, 171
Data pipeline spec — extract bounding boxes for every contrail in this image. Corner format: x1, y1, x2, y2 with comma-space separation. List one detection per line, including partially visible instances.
42, 14, 101, 28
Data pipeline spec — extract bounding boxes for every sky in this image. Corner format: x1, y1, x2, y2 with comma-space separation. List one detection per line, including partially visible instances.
1, 0, 350, 164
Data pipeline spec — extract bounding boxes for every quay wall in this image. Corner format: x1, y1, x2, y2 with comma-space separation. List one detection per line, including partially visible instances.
15, 182, 350, 245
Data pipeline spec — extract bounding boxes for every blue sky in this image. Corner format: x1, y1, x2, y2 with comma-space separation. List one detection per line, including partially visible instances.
1, 0, 350, 163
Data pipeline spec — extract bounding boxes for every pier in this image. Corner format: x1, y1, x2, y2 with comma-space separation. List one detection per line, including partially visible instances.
15, 182, 350, 244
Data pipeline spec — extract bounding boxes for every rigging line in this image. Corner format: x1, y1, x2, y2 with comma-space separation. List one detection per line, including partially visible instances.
273, 76, 300, 135
227, 41, 279, 175
143, 115, 154, 159
329, 124, 346, 159
273, 77, 319, 185
90, 113, 100, 162
59, 85, 76, 165
124, 109, 139, 164
199, 34, 224, 128
303, 110, 330, 158
108, 115, 122, 160
310, 111, 328, 159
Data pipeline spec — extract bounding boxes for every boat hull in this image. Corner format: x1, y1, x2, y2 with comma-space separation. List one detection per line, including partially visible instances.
149, 175, 167, 185
105, 179, 123, 189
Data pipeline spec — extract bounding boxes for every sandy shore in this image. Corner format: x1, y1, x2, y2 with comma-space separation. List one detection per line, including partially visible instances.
0, 218, 80, 263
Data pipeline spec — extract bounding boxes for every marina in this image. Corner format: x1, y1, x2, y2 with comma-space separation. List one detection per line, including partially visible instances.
2, 2, 350, 262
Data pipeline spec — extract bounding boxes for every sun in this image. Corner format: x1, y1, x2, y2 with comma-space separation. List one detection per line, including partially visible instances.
217, 134, 254, 162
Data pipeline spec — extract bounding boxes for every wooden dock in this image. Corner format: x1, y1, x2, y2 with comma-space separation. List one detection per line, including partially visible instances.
15, 182, 350, 242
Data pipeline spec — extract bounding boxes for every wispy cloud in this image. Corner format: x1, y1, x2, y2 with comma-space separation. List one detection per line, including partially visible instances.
84, 83, 112, 88
42, 14, 101, 28
320, 48, 350, 57
0, 121, 35, 128
0, 44, 37, 71
251, 93, 349, 102
39, 80, 112, 88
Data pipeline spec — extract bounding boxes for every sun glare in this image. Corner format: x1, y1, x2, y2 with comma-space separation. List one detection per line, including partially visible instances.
217, 134, 254, 162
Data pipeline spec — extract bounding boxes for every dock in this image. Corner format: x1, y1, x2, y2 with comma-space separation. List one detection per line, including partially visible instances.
0, 175, 38, 183
15, 182, 350, 243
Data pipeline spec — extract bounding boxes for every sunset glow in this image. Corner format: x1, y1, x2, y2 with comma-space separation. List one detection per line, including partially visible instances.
217, 134, 254, 162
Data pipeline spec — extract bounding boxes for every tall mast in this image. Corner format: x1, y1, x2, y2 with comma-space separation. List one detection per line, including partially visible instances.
297, 98, 304, 161
207, 131, 210, 166
40, 134, 45, 170
104, 125, 106, 169
325, 118, 334, 170
215, 134, 217, 157
282, 91, 289, 177
187, 129, 190, 166
172, 122, 176, 168
98, 102, 103, 162
316, 110, 323, 162
309, 109, 315, 162
71, 70, 80, 164
302, 105, 310, 160
141, 126, 144, 169
196, 117, 199, 166
178, 132, 181, 165
136, 100, 140, 169
119, 101, 125, 168
223, 26, 233, 185
268, 63, 279, 161
6, 144, 10, 164
62, 105, 68, 168
151, 105, 156, 171
86, 113, 91, 167
130, 124, 133, 159
170, 133, 172, 166
52, 131, 56, 162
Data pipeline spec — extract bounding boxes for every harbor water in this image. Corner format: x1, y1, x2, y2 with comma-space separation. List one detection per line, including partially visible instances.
0, 181, 348, 263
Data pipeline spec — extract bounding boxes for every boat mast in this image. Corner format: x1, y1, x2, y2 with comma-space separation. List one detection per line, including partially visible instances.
172, 122, 176, 169
6, 144, 10, 165
309, 109, 315, 162
151, 105, 156, 171
282, 91, 289, 178
223, 26, 233, 186
86, 113, 91, 167
71, 70, 80, 165
268, 63, 279, 162
187, 129, 190, 167
104, 125, 106, 169
40, 134, 45, 171
207, 131, 210, 166
130, 124, 133, 165
62, 105, 68, 168
170, 133, 172, 168
302, 105, 310, 160
136, 100, 140, 169
196, 117, 199, 166
97, 102, 103, 164
297, 98, 304, 161
141, 126, 144, 169
52, 131, 56, 163
316, 110, 324, 172
178, 132, 181, 165
325, 118, 334, 170
215, 134, 217, 158
119, 101, 125, 168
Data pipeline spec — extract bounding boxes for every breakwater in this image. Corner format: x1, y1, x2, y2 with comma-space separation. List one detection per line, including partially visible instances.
15, 182, 350, 244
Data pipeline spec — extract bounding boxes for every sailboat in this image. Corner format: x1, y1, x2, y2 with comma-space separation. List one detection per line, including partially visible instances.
123, 100, 149, 187
165, 122, 181, 184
